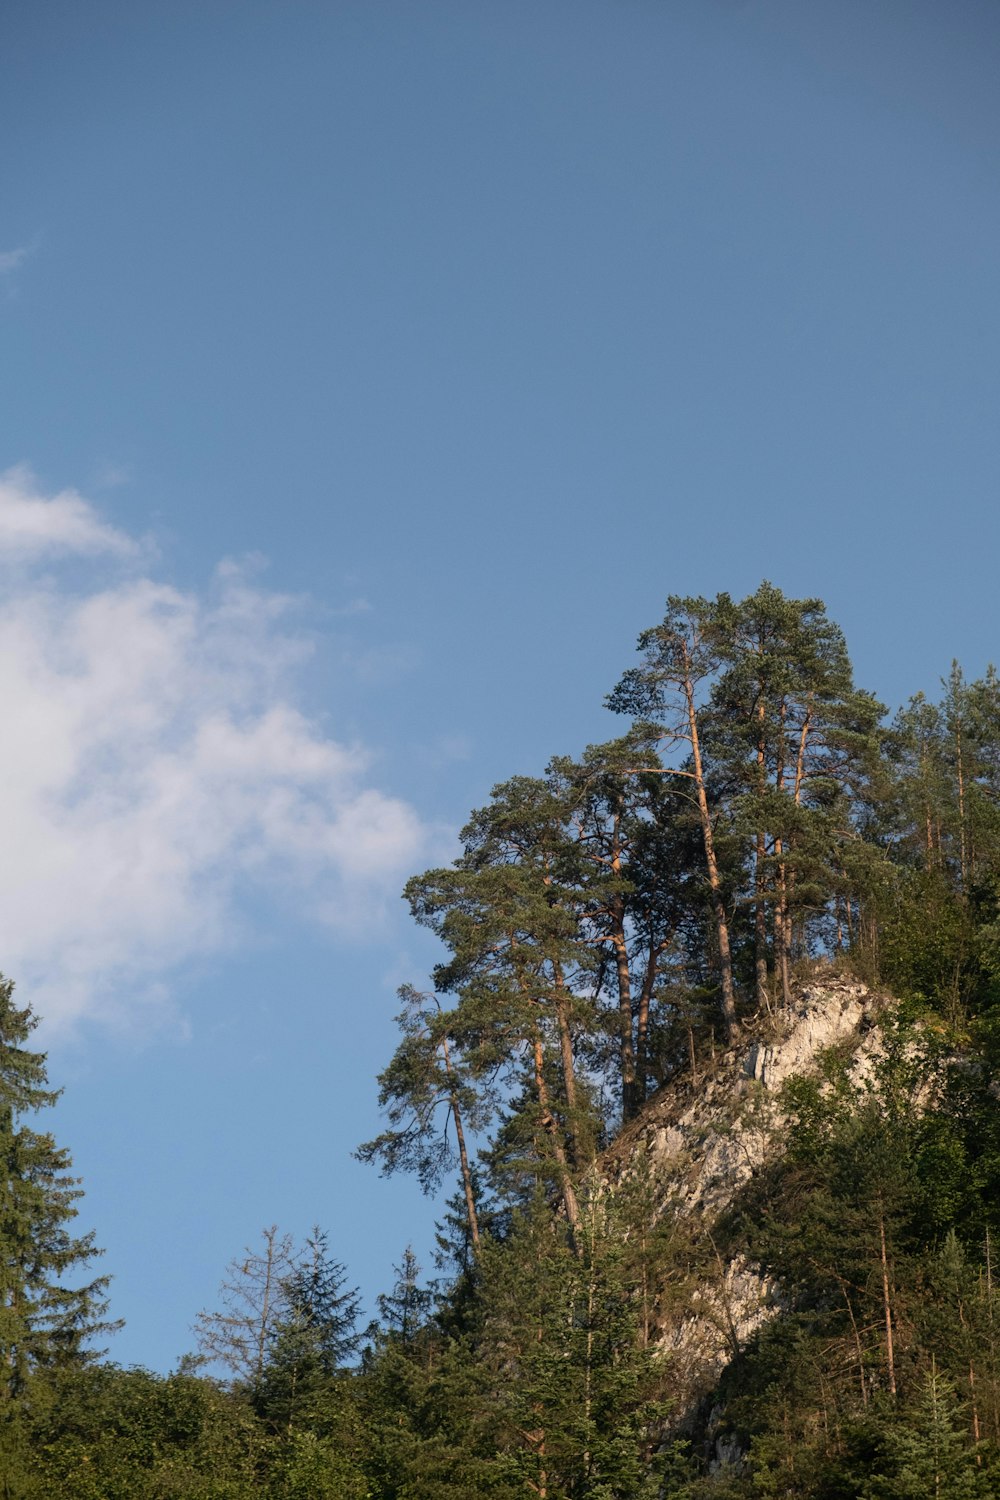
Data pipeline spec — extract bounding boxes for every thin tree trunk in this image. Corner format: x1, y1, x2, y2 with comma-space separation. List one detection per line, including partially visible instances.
958, 1297, 983, 1456
583, 1261, 595, 1474
686, 1010, 698, 1084
439, 1032, 480, 1251
755, 702, 770, 1011
536, 865, 584, 1156
611, 921, 636, 1117
682, 644, 737, 1039
550, 959, 582, 1166
755, 829, 770, 1010
988, 1229, 1000, 1441
255, 1226, 283, 1389
844, 1287, 867, 1406
879, 1211, 897, 1398
635, 939, 666, 1108
823, 1263, 869, 1408
774, 848, 790, 1003
774, 702, 792, 1006
952, 663, 969, 890
784, 703, 816, 980
957, 721, 968, 891
608, 814, 638, 1121
532, 1032, 581, 1246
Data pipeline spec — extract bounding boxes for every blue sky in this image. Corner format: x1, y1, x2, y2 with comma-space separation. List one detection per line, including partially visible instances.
2, 0, 999, 1370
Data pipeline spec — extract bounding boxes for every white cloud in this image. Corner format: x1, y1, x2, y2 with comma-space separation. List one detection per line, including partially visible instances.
0, 466, 138, 560
0, 474, 430, 1032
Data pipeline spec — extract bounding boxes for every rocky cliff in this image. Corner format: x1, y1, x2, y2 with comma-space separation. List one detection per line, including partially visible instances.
608, 971, 888, 1453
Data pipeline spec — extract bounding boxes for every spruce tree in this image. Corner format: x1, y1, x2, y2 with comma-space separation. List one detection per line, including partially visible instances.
257, 1228, 362, 1430
376, 1246, 433, 1346
0, 976, 114, 1403
863, 1364, 988, 1499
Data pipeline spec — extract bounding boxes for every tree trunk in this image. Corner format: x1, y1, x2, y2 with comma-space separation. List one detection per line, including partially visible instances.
609, 810, 638, 1120
439, 1032, 480, 1251
754, 704, 770, 1011
774, 842, 790, 1005
552, 966, 581, 1166
682, 644, 737, 1040
611, 920, 637, 1118
773, 702, 792, 1006
956, 707, 968, 891
636, 937, 667, 1106
532, 1032, 581, 1247
754, 829, 770, 1011
783, 707, 813, 982
879, 1211, 897, 1398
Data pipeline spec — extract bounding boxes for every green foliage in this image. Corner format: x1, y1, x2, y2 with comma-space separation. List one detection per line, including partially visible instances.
861, 1366, 990, 1499
0, 977, 115, 1406
266, 1427, 366, 1500
470, 1190, 671, 1499
13, 1365, 264, 1498
16, 582, 1000, 1497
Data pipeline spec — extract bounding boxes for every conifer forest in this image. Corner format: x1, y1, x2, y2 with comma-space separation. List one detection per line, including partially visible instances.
8, 581, 1000, 1499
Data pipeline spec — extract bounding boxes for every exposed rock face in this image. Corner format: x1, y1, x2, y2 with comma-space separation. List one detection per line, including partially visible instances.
638, 975, 876, 1219
609, 973, 884, 1443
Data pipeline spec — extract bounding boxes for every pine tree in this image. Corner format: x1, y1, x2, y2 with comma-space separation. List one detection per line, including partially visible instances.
0, 976, 114, 1404
356, 986, 485, 1253
548, 734, 695, 1122
702, 582, 884, 1003
608, 598, 741, 1039
404, 775, 605, 1241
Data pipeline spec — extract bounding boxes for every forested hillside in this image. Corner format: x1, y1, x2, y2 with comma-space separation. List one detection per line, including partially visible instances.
5, 583, 1000, 1497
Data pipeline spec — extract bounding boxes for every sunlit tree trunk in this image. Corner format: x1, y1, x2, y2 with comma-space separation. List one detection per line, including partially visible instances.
532, 1031, 581, 1246
774, 701, 792, 1007
879, 1210, 897, 1398
681, 642, 737, 1040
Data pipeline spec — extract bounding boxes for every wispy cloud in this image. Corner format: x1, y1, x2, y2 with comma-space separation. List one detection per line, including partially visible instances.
0, 465, 139, 561
0, 471, 431, 1034
0, 244, 32, 275
330, 596, 373, 618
